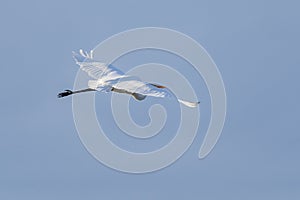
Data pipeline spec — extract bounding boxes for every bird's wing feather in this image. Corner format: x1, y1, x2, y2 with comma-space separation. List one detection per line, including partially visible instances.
113, 79, 200, 108
113, 80, 172, 98
73, 50, 127, 81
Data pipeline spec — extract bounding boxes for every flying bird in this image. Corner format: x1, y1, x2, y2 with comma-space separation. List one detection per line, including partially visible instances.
58, 49, 200, 108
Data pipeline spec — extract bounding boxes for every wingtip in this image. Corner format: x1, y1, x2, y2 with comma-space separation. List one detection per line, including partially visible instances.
79, 49, 85, 57
90, 49, 94, 59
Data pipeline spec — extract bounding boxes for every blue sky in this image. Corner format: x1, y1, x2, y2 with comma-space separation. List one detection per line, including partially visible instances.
0, 0, 299, 199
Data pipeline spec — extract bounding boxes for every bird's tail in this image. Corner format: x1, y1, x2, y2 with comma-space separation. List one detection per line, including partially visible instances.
178, 99, 200, 108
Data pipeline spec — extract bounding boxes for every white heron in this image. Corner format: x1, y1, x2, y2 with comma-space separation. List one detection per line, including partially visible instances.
58, 49, 200, 108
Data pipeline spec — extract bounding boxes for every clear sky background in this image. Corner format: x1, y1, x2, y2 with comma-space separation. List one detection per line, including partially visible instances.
0, 0, 299, 199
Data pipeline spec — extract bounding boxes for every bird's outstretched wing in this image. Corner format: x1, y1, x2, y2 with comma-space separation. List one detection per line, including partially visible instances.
72, 49, 127, 81
113, 80, 200, 107
113, 80, 172, 98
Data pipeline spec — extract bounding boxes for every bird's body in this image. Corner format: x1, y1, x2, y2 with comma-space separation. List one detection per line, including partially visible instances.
58, 49, 200, 108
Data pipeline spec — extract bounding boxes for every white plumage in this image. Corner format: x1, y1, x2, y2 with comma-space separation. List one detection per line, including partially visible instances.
58, 49, 200, 108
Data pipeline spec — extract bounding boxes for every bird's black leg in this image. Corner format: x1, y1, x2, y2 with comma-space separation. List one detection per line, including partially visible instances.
57, 89, 73, 98
58, 88, 97, 98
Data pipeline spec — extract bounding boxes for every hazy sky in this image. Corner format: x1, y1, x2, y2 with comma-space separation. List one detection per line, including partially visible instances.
0, 0, 299, 199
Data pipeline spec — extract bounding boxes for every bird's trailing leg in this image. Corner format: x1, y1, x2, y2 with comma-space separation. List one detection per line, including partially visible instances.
57, 88, 96, 98
57, 89, 73, 98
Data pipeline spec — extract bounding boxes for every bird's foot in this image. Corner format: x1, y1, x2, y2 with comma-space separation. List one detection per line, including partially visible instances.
57, 89, 73, 98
